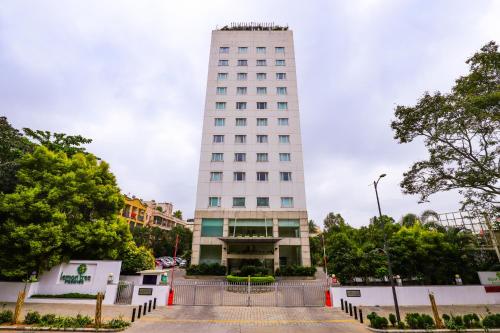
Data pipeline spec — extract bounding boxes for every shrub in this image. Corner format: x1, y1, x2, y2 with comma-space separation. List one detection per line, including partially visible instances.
40, 314, 56, 326
442, 313, 450, 322
367, 312, 389, 329
397, 321, 406, 329
463, 313, 481, 328
388, 313, 396, 327
226, 275, 275, 283
31, 293, 96, 299
0, 310, 13, 324
482, 314, 500, 328
106, 318, 130, 329
186, 263, 226, 276
405, 313, 434, 329
274, 265, 316, 276
24, 311, 41, 324
238, 265, 270, 277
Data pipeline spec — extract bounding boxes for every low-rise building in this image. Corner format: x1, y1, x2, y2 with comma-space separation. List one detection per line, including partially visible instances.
122, 195, 148, 228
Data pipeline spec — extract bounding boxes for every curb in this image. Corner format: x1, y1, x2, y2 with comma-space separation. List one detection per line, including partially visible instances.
0, 326, 125, 332
367, 327, 500, 333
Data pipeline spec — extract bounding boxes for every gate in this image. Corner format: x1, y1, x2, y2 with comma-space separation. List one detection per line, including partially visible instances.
115, 281, 134, 304
173, 280, 326, 307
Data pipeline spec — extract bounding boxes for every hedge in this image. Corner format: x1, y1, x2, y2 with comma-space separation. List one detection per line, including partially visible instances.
275, 265, 316, 276
226, 275, 275, 283
31, 293, 97, 299
21, 311, 130, 329
186, 263, 226, 275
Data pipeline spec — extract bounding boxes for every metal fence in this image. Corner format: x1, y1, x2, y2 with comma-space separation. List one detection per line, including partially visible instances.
173, 280, 326, 307
115, 281, 134, 304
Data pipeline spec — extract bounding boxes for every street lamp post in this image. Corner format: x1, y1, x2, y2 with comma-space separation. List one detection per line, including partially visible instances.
373, 174, 401, 323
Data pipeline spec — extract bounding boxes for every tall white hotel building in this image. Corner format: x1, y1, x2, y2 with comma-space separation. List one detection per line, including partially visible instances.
191, 23, 310, 272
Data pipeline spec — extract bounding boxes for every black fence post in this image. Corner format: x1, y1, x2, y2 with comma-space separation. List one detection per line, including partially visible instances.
359, 308, 363, 323
143, 302, 147, 315
148, 300, 152, 312
153, 298, 157, 310
131, 308, 136, 322
349, 303, 353, 316
345, 300, 348, 313
340, 298, 344, 310
138, 305, 142, 319
354, 306, 358, 320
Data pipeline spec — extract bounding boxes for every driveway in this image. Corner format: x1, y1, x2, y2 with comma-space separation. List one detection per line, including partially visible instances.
126, 306, 370, 333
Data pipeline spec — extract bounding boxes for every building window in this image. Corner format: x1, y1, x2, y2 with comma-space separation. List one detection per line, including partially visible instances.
277, 87, 287, 95
257, 118, 268, 126
257, 102, 267, 110
208, 197, 221, 208
210, 172, 223, 181
218, 59, 228, 66
278, 118, 289, 126
256, 47, 266, 53
219, 47, 229, 53
215, 102, 226, 110
211, 153, 224, 162
233, 197, 246, 207
276, 73, 287, 80
275, 59, 286, 66
235, 135, 246, 144
234, 153, 246, 162
279, 153, 291, 161
257, 197, 269, 207
237, 73, 247, 80
256, 135, 268, 143
233, 172, 246, 181
281, 197, 293, 208
200, 245, 222, 264
218, 73, 228, 80
216, 87, 227, 95
280, 172, 292, 181
235, 118, 247, 126
275, 47, 285, 53
256, 59, 267, 66
237, 87, 247, 95
214, 118, 225, 126
257, 153, 268, 162
256, 73, 266, 80
236, 102, 247, 110
257, 172, 269, 182
238, 47, 248, 53
279, 135, 290, 144
277, 102, 288, 110
213, 135, 224, 143
257, 87, 267, 95
278, 219, 300, 237
237, 59, 248, 66
201, 218, 223, 236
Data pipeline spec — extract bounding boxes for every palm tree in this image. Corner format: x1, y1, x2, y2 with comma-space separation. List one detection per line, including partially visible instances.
400, 210, 440, 227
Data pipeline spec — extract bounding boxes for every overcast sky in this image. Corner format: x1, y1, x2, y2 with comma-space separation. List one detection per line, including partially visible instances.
1, 0, 498, 227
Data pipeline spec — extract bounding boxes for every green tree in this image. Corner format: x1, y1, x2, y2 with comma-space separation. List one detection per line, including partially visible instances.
0, 117, 33, 194
23, 128, 92, 156
323, 212, 348, 233
309, 235, 322, 266
132, 225, 193, 259
391, 41, 500, 214
172, 210, 183, 219
308, 220, 319, 234
0, 146, 150, 279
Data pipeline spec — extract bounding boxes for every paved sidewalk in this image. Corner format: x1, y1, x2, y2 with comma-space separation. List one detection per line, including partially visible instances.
126, 306, 370, 333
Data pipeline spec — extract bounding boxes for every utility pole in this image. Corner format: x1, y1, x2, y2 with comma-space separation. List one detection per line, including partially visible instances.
373, 174, 401, 323
322, 233, 328, 278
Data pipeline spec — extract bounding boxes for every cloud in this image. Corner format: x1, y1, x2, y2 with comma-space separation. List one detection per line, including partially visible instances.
1, 0, 498, 227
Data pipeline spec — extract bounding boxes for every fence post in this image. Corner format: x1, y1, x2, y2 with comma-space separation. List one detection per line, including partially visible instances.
340, 298, 344, 310
148, 300, 152, 312
143, 302, 147, 315
247, 275, 251, 307
95, 292, 103, 329
153, 298, 157, 310
354, 306, 358, 320
302, 283, 305, 306
138, 305, 142, 319
220, 281, 224, 306
349, 303, 353, 316
344, 300, 348, 313
359, 308, 363, 323
274, 282, 278, 306
131, 308, 136, 322
193, 282, 197, 305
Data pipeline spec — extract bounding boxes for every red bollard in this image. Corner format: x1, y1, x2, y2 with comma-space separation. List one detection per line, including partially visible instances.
167, 289, 174, 306
325, 290, 332, 307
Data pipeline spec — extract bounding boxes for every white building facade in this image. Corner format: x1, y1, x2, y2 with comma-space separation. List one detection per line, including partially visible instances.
192, 24, 310, 273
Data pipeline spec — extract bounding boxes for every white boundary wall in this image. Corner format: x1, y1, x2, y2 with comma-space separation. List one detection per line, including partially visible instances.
131, 285, 170, 306
330, 286, 500, 307
0, 282, 39, 302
